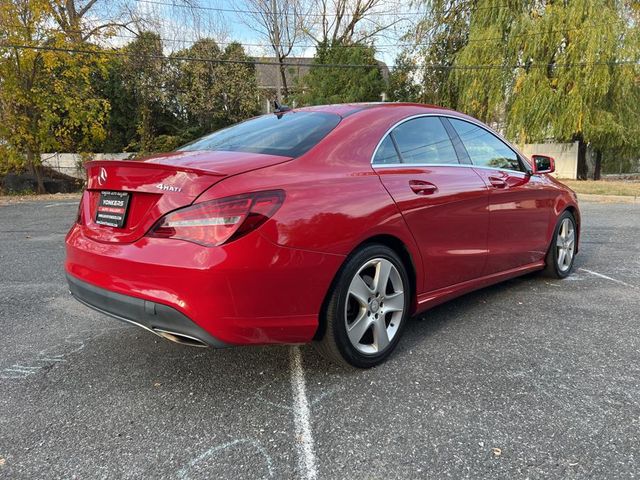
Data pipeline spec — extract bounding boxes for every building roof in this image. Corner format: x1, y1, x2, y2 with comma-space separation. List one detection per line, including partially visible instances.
255, 57, 390, 90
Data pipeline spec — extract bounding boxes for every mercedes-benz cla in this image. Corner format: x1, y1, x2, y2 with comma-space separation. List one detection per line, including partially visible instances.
66, 103, 580, 367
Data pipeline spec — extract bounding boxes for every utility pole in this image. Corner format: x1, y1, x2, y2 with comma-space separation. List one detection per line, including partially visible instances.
271, 0, 282, 102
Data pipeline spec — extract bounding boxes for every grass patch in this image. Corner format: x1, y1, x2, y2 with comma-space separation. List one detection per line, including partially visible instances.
0, 188, 35, 196
559, 180, 640, 197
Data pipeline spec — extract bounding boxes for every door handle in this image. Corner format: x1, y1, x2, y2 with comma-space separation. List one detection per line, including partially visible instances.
488, 175, 507, 188
409, 180, 438, 195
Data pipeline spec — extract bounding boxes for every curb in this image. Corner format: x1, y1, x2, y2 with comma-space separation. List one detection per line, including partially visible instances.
577, 193, 639, 204
0, 192, 82, 206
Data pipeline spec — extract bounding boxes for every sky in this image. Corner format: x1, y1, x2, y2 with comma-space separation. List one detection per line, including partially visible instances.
121, 0, 420, 67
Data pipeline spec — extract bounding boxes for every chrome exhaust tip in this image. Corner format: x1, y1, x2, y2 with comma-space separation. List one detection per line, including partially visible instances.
152, 328, 209, 348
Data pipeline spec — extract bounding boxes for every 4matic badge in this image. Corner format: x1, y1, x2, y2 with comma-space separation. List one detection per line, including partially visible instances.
156, 183, 182, 193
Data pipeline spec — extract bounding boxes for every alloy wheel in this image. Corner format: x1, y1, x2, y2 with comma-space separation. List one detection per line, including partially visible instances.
344, 258, 405, 355
556, 217, 575, 272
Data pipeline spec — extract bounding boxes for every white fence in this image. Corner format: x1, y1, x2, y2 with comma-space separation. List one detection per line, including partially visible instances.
41, 153, 135, 179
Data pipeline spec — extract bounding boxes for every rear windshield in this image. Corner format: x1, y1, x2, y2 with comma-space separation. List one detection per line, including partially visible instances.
178, 111, 341, 158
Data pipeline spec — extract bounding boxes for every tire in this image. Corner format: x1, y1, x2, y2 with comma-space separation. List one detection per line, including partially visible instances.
314, 244, 411, 368
543, 211, 577, 278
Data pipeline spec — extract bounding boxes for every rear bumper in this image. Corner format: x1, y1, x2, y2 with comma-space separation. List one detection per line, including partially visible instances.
67, 273, 228, 348
65, 223, 345, 345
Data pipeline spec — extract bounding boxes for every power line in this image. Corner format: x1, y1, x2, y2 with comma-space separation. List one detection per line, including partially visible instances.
110, 18, 627, 48
94, 32, 418, 49
129, 0, 628, 48
1, 18, 627, 52
134, 0, 426, 18
1, 42, 637, 70
133, 0, 538, 18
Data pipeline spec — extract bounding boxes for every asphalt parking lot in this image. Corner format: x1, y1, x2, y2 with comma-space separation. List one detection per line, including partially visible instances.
1, 198, 639, 479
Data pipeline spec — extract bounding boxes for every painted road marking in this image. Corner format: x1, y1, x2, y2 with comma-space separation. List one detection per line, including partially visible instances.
579, 268, 638, 289
290, 346, 318, 480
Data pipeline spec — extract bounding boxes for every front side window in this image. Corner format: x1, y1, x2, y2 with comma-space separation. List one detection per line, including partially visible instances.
390, 117, 459, 165
449, 118, 523, 172
179, 111, 341, 158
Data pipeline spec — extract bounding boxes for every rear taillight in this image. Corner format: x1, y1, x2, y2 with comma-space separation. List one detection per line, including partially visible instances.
148, 190, 284, 247
76, 192, 85, 224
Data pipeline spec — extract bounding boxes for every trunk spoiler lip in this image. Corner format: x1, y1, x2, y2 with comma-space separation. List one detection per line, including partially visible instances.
84, 159, 227, 177
85, 150, 295, 177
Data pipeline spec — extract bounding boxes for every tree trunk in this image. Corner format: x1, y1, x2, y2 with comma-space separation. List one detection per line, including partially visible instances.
593, 150, 602, 180
139, 103, 153, 154
576, 137, 588, 180
279, 61, 289, 99
27, 148, 45, 193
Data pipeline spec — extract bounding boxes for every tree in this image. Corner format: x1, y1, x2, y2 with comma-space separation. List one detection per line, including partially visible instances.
0, 0, 109, 192
218, 42, 261, 124
387, 51, 421, 102
170, 39, 225, 136
306, 0, 406, 46
91, 56, 139, 152
508, 0, 640, 179
170, 39, 260, 141
120, 32, 166, 153
294, 42, 385, 105
238, 0, 309, 100
49, 0, 137, 42
447, 1, 517, 125
444, 0, 640, 178
408, 0, 472, 107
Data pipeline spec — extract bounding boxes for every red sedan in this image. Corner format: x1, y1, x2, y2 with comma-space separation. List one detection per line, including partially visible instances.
66, 103, 580, 367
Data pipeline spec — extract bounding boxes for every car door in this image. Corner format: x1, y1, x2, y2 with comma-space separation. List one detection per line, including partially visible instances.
447, 117, 553, 274
372, 115, 490, 293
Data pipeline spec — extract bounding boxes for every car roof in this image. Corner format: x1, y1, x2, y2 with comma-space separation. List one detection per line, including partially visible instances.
294, 102, 453, 118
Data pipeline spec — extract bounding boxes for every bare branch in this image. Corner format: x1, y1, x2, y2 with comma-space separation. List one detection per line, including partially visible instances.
235, 0, 311, 98
307, 0, 408, 46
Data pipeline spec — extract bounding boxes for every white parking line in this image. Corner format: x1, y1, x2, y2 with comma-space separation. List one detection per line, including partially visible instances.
579, 268, 638, 289
290, 346, 318, 480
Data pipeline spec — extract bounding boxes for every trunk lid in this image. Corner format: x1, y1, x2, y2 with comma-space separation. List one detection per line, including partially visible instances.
81, 150, 292, 243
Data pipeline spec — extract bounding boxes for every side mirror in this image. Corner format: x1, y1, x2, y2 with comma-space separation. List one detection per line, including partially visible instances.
531, 154, 555, 174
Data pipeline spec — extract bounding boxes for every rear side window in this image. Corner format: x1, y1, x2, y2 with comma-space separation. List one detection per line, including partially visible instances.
449, 118, 523, 172
390, 117, 459, 165
179, 112, 341, 158
373, 136, 401, 164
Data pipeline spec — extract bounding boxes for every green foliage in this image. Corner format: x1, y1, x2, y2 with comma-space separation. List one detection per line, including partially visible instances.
169, 40, 260, 143
501, 0, 639, 154
0, 1, 261, 167
0, 145, 24, 175
93, 37, 260, 154
0, 0, 109, 191
448, 2, 518, 124
408, 0, 640, 173
387, 51, 421, 102
602, 149, 640, 174
92, 57, 139, 152
219, 43, 261, 124
119, 32, 166, 154
295, 42, 386, 105
410, 0, 473, 106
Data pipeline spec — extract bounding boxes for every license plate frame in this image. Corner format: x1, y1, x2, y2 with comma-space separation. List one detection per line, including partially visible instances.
95, 191, 130, 228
